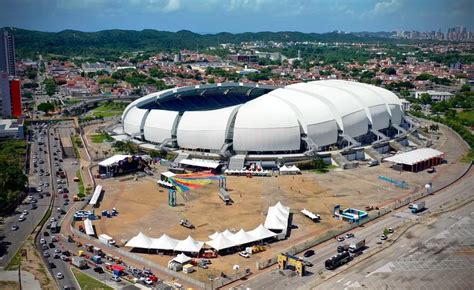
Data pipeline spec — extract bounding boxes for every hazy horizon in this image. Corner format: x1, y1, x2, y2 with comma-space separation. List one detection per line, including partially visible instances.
0, 0, 472, 34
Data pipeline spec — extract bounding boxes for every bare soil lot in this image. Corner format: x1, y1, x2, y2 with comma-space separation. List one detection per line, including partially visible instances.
79, 122, 468, 281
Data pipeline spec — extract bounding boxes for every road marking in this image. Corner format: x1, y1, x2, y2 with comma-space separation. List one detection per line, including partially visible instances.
336, 278, 344, 283
343, 280, 352, 286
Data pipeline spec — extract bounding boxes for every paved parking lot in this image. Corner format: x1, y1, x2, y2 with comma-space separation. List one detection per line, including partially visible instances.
315, 200, 474, 290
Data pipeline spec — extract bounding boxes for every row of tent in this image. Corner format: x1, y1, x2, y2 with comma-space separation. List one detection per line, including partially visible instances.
278, 165, 301, 175
125, 224, 278, 253
224, 169, 271, 176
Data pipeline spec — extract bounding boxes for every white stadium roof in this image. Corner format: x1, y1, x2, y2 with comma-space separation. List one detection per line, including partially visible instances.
122, 80, 403, 153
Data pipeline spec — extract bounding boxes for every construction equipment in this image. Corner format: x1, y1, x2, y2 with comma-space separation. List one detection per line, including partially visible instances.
277, 253, 305, 276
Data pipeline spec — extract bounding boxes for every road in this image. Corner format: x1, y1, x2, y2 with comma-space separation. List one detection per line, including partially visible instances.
34, 121, 81, 289
315, 198, 474, 289
0, 123, 54, 268
238, 166, 473, 290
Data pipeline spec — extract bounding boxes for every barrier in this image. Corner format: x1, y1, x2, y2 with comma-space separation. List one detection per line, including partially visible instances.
378, 175, 409, 189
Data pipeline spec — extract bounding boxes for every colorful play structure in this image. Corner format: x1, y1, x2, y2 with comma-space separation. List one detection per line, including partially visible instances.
378, 175, 409, 189
333, 205, 368, 223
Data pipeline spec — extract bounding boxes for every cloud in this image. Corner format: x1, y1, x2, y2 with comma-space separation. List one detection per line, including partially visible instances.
373, 0, 403, 14
163, 0, 181, 12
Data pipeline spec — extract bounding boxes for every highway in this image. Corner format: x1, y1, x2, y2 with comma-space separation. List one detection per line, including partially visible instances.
0, 123, 54, 268
238, 166, 473, 290
34, 121, 80, 289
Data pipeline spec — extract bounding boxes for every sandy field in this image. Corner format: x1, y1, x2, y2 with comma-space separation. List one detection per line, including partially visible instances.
77, 121, 469, 280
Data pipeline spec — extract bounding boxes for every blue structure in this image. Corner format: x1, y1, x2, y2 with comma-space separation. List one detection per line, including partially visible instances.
334, 205, 368, 223
378, 175, 408, 189
168, 189, 177, 207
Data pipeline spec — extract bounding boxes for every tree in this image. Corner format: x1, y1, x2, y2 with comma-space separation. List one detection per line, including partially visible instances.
382, 67, 397, 75
37, 102, 54, 113
411, 104, 422, 111
460, 84, 471, 92
43, 78, 57, 96
207, 78, 215, 84
420, 93, 432, 105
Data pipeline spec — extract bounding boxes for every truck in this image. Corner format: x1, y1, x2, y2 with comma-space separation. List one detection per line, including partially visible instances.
349, 239, 365, 253
337, 243, 350, 253
324, 251, 351, 270
72, 256, 87, 269
411, 201, 425, 213
98, 234, 116, 246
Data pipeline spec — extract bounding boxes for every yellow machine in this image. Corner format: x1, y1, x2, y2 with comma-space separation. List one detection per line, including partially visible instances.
251, 245, 266, 254
277, 253, 305, 276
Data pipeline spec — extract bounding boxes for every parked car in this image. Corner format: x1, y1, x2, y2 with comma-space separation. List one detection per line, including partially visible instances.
93, 266, 104, 273
337, 236, 345, 242
49, 262, 56, 269
40, 238, 46, 244
11, 225, 19, 231
380, 234, 388, 240
303, 250, 315, 257
56, 272, 64, 279
239, 251, 250, 258
43, 251, 50, 257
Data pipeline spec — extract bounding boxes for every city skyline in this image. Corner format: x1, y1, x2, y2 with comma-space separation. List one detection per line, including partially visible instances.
0, 0, 472, 33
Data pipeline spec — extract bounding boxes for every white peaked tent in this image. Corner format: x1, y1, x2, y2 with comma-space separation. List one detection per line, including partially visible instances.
172, 253, 192, 264
174, 236, 204, 253
264, 202, 290, 231
125, 232, 152, 248
233, 229, 256, 245
222, 229, 235, 240
209, 231, 220, 240
248, 224, 278, 240
151, 234, 179, 250
206, 233, 236, 251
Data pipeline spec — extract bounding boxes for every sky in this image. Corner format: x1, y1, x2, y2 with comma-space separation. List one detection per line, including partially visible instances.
0, 0, 472, 33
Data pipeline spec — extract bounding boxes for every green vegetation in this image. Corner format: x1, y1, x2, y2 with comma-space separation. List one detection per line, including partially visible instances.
37, 102, 55, 114
112, 140, 138, 154
111, 68, 169, 89
5, 246, 23, 270
91, 132, 114, 143
89, 102, 128, 118
298, 157, 334, 173
415, 73, 452, 86
0, 281, 19, 290
98, 77, 117, 85
457, 110, 474, 127
383, 228, 390, 236
76, 169, 85, 198
0, 140, 28, 211
71, 268, 113, 290
43, 78, 57, 96
149, 149, 176, 160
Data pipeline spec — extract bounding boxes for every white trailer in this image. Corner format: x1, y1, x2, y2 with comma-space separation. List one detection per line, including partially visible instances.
98, 234, 116, 246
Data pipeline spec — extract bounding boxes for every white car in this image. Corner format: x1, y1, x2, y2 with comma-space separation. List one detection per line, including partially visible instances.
37, 187, 42, 192
50, 217, 56, 222
40, 238, 46, 244
23, 209, 29, 215
56, 272, 64, 279
18, 215, 26, 222
144, 278, 154, 285
239, 251, 250, 258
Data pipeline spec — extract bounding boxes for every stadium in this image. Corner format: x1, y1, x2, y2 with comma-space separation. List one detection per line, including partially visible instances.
121, 80, 413, 168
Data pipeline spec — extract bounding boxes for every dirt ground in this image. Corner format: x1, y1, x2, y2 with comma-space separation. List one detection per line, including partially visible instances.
78, 121, 469, 281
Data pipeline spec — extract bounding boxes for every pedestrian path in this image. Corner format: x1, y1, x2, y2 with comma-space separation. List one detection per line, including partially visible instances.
0, 270, 41, 290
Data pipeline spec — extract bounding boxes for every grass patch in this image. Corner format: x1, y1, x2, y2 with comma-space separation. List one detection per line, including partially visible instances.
305, 164, 338, 174
5, 247, 23, 270
89, 102, 128, 118
458, 110, 474, 127
76, 169, 85, 197
91, 132, 114, 143
71, 268, 113, 290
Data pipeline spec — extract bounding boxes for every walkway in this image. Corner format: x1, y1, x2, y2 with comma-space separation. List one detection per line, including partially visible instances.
0, 270, 41, 290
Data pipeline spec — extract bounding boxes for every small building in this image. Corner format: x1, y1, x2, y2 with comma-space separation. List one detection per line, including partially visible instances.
415, 90, 454, 102
60, 136, 75, 158
384, 148, 444, 172
0, 119, 24, 139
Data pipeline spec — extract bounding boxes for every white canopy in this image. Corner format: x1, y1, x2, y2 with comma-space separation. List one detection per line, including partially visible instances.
301, 208, 320, 220
89, 185, 102, 206
209, 231, 220, 240
232, 229, 256, 245
174, 236, 204, 253
264, 202, 290, 230
248, 224, 278, 240
384, 148, 444, 165
98, 155, 131, 167
172, 253, 192, 264
222, 229, 235, 240
125, 232, 152, 248
151, 234, 179, 250
205, 233, 236, 251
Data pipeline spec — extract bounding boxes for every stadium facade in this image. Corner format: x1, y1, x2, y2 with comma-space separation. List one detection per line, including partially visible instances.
121, 80, 409, 161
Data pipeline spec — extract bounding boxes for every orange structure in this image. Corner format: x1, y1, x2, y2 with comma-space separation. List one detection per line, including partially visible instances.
10, 79, 22, 117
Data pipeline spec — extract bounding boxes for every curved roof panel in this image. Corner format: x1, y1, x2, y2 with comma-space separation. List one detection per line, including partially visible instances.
123, 107, 149, 136
143, 109, 179, 144
177, 105, 239, 150
233, 95, 301, 152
